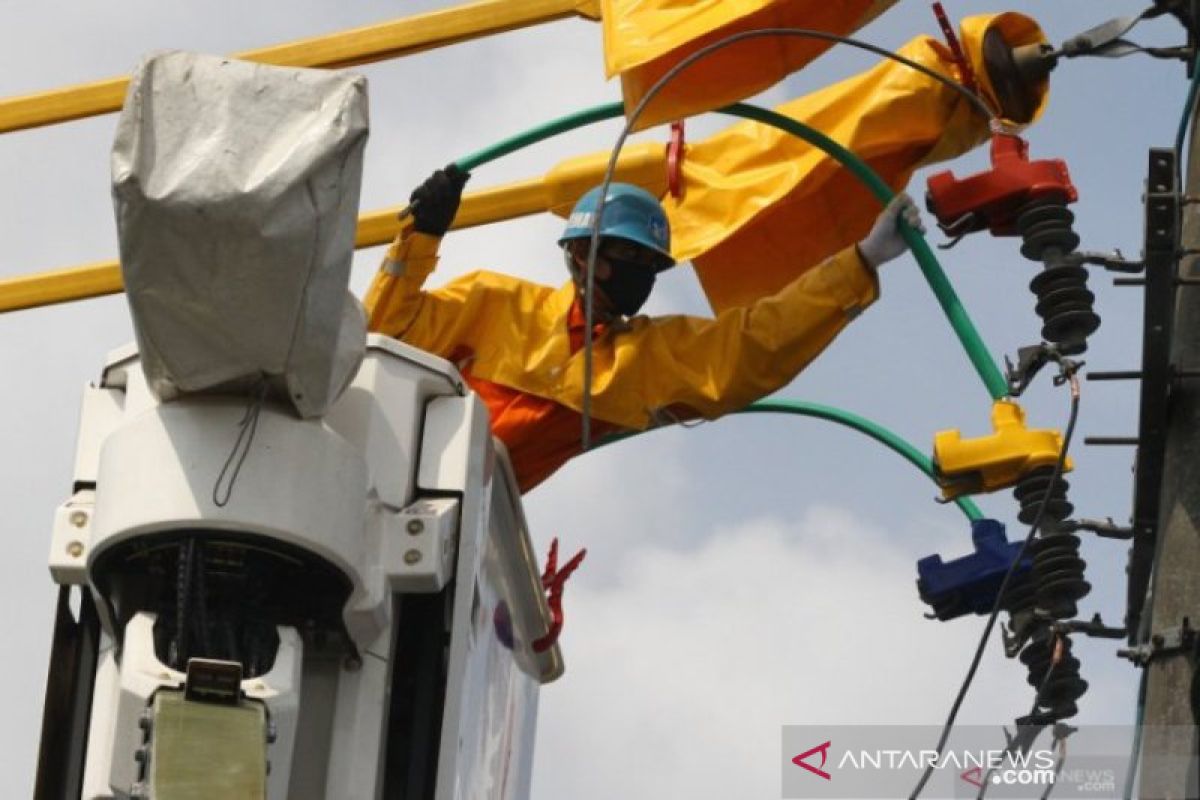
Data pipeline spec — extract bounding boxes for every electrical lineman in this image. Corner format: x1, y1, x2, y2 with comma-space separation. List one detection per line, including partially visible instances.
365, 167, 923, 492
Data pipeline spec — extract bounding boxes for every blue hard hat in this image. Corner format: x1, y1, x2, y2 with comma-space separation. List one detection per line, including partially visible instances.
557, 183, 674, 271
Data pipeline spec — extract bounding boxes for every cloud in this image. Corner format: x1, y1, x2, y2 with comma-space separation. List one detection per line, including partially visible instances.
531, 505, 1040, 799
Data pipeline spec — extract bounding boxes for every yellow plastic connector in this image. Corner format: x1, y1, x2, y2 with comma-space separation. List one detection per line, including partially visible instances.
932, 400, 1072, 500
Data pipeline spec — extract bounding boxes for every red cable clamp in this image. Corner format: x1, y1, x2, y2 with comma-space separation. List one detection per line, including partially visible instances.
925, 133, 1077, 240
666, 120, 685, 200
531, 538, 587, 653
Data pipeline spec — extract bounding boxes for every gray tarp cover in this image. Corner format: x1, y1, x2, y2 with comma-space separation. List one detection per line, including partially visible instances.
112, 51, 369, 418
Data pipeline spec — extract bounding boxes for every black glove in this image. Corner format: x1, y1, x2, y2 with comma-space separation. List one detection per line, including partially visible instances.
409, 164, 470, 236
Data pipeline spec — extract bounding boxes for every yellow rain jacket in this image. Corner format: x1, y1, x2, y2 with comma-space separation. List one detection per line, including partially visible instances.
603, 0, 898, 130
665, 12, 1049, 312
364, 229, 877, 431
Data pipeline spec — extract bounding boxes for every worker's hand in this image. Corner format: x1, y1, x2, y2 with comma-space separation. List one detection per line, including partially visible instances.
857, 193, 925, 270
410, 164, 470, 236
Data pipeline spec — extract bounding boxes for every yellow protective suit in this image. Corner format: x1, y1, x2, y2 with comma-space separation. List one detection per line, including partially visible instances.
602, 0, 898, 130
364, 229, 876, 430
662, 12, 1049, 312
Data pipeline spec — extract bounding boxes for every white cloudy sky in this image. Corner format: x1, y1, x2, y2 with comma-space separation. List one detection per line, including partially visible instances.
0, 1, 1183, 797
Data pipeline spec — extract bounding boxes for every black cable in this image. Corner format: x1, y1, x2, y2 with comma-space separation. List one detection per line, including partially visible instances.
1027, 628, 1065, 720
975, 725, 1046, 800
1052, 7, 1158, 59
974, 628, 1070, 796
1038, 733, 1069, 800
579, 24, 995, 449
212, 380, 268, 507
192, 538, 212, 658
175, 538, 194, 670
910, 366, 1082, 799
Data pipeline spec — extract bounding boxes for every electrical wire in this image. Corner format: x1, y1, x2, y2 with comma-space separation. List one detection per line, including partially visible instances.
1174, 50, 1200, 209
576, 27, 1006, 449
719, 101, 1009, 400
1109, 46, 1200, 799
1028, 632, 1065, 717
975, 630, 1064, 799
1038, 733, 1069, 800
910, 365, 1082, 799
1052, 7, 1159, 60
594, 399, 986, 523
1122, 671, 1147, 798
974, 724, 1050, 800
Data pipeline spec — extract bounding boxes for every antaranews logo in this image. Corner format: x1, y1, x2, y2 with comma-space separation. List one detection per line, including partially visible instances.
791, 741, 832, 781
782, 724, 1174, 799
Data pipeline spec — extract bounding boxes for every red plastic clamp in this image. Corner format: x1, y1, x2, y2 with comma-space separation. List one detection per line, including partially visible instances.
667, 120, 685, 200
532, 538, 587, 653
925, 133, 1077, 239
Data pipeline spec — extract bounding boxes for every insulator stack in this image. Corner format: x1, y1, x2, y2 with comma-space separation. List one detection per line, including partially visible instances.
1012, 466, 1090, 619
1020, 628, 1088, 722
1030, 533, 1091, 620
1013, 465, 1073, 527
1017, 198, 1100, 354
1001, 571, 1037, 615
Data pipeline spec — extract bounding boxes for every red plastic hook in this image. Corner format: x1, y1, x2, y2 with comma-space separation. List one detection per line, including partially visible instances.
532, 538, 587, 653
931, 2, 979, 95
666, 120, 686, 200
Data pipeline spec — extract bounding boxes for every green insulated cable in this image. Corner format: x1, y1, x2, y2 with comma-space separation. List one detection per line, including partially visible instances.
719, 102, 1009, 401
597, 400, 984, 523
455, 103, 625, 172
449, 99, 1009, 400
738, 400, 983, 522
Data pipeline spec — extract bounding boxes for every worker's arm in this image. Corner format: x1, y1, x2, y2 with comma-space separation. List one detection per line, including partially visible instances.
616, 244, 878, 423
584, 196, 921, 427
363, 228, 444, 337
364, 165, 470, 337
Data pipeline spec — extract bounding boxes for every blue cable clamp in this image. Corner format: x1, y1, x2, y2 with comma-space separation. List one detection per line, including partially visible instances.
916, 518, 1032, 621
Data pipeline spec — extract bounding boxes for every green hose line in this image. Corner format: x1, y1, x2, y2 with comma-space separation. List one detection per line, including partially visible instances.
450, 99, 1009, 400
739, 401, 983, 521
445, 102, 1001, 520
455, 102, 625, 173
720, 102, 1009, 401
1174, 53, 1200, 191
597, 399, 984, 522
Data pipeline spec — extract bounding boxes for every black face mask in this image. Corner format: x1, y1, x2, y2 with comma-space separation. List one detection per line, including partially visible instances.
597, 258, 656, 316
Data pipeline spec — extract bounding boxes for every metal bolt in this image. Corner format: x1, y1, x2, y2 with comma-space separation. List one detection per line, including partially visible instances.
343, 655, 363, 672
406, 519, 425, 535
134, 746, 148, 764
138, 709, 153, 732
266, 719, 278, 744
66, 540, 84, 558
404, 549, 422, 565
69, 510, 88, 528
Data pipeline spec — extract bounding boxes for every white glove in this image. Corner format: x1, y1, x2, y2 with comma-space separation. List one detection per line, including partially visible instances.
857, 192, 925, 270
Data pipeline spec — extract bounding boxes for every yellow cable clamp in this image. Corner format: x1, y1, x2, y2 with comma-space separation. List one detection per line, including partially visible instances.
932, 399, 1071, 499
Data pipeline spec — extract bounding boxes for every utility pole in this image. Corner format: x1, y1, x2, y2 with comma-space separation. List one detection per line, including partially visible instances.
1137, 106, 1200, 797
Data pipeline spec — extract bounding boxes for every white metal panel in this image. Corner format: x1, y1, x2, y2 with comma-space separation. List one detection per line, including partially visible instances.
418, 394, 492, 493
246, 627, 304, 799
80, 636, 120, 800
88, 403, 368, 591
434, 435, 547, 799
71, 385, 124, 488
323, 626, 393, 800
49, 490, 94, 585
382, 496, 460, 593
323, 335, 463, 511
